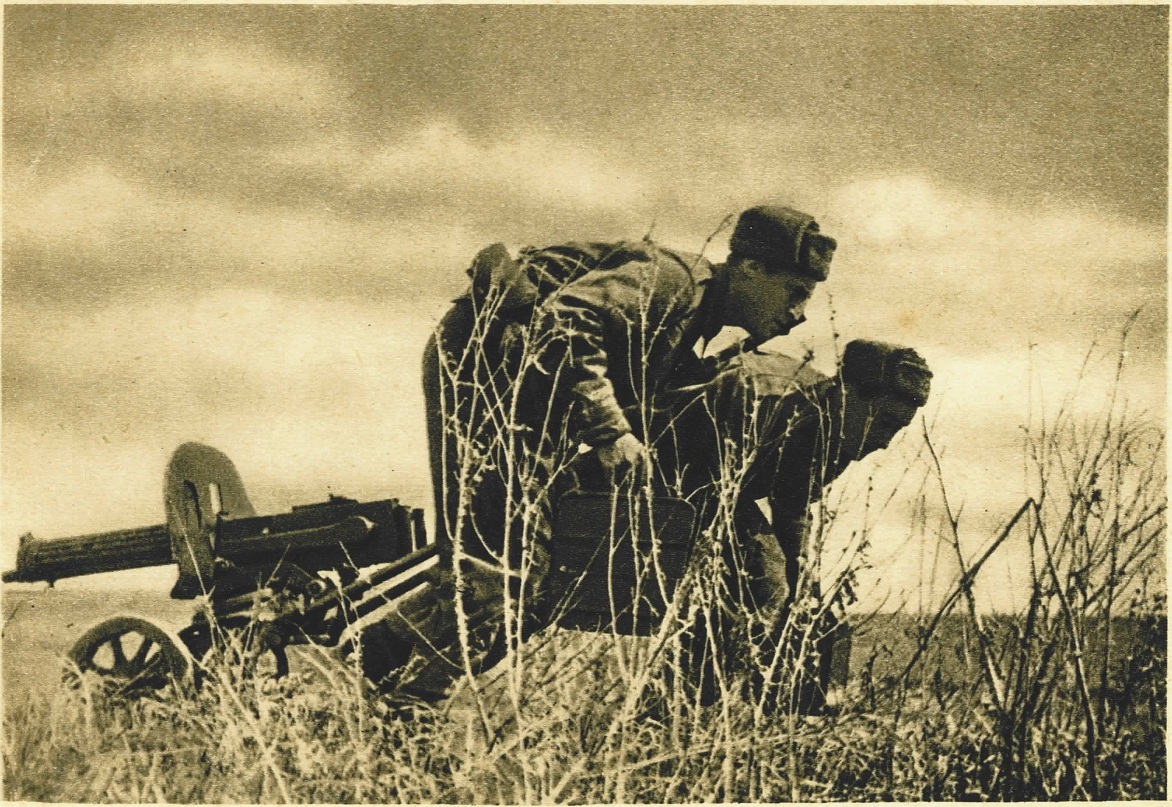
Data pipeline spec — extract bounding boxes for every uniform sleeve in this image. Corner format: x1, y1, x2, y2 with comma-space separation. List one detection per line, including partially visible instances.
540, 252, 696, 447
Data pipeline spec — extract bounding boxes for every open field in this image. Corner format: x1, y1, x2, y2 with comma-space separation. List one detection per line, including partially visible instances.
5, 583, 1161, 689
3, 312, 1165, 801
3, 582, 1165, 802
5, 583, 1162, 704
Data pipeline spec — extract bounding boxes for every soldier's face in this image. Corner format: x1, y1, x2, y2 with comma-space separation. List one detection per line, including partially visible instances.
726, 260, 818, 344
863, 402, 917, 452
847, 396, 918, 457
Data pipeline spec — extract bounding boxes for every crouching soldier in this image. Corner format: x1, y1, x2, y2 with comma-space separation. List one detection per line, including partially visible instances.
383, 203, 932, 719
673, 339, 932, 713
401, 205, 835, 698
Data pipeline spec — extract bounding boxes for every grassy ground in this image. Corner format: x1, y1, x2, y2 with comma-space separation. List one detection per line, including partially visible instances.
2, 598, 1165, 802
4, 320, 1164, 801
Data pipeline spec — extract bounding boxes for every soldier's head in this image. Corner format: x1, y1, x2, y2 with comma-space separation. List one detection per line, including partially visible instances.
836, 341, 932, 458
850, 395, 920, 454
723, 205, 836, 344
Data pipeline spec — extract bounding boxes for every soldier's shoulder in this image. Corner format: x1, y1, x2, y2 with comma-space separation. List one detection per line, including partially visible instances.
731, 350, 830, 397
519, 241, 618, 292
617, 240, 712, 276
520, 239, 711, 295
520, 241, 616, 268
589, 241, 712, 298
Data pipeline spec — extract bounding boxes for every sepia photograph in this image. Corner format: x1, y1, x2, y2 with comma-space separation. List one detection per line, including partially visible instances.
2, 4, 1166, 802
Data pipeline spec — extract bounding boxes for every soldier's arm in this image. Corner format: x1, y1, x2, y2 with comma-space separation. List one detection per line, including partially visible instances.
541, 255, 695, 447
765, 341, 932, 590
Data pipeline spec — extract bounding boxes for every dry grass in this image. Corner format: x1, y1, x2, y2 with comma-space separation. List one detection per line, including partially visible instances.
3, 292, 1165, 802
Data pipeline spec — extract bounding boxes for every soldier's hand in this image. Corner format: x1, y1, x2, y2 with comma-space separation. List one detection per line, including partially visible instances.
595, 433, 648, 478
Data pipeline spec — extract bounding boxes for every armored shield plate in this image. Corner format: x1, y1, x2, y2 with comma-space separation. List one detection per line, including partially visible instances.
164, 442, 256, 598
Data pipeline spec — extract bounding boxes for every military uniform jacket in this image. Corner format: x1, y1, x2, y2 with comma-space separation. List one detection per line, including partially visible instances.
519, 240, 718, 448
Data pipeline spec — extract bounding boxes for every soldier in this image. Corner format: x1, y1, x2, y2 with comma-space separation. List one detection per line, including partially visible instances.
407, 205, 931, 709
683, 340, 932, 713
423, 205, 836, 561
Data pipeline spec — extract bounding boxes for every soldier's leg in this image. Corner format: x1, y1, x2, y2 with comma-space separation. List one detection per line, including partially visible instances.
424, 299, 526, 566
670, 531, 787, 711
350, 550, 551, 701
416, 302, 538, 699
423, 300, 475, 558
667, 599, 734, 709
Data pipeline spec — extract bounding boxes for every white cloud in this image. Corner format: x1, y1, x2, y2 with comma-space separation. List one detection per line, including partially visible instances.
155, 47, 339, 113
270, 121, 655, 216
7, 163, 485, 298
831, 176, 966, 245
832, 175, 1165, 268
3, 289, 444, 565
787, 175, 1166, 367
7, 166, 155, 246
23, 39, 344, 124
7, 287, 443, 403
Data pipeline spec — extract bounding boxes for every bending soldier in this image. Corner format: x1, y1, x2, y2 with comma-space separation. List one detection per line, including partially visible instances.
683, 340, 931, 712
423, 205, 835, 560
400, 204, 925, 708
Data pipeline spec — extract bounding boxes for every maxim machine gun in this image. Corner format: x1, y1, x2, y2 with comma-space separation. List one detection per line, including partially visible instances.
3, 442, 696, 694
3, 443, 448, 691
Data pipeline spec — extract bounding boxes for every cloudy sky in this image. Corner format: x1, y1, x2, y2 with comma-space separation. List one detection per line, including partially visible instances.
3, 5, 1166, 609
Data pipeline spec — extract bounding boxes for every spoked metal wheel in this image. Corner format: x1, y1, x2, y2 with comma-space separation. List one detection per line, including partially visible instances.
65, 615, 193, 694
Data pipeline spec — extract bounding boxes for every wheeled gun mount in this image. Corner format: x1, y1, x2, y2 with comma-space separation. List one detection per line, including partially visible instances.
3, 442, 427, 599
4, 442, 439, 692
